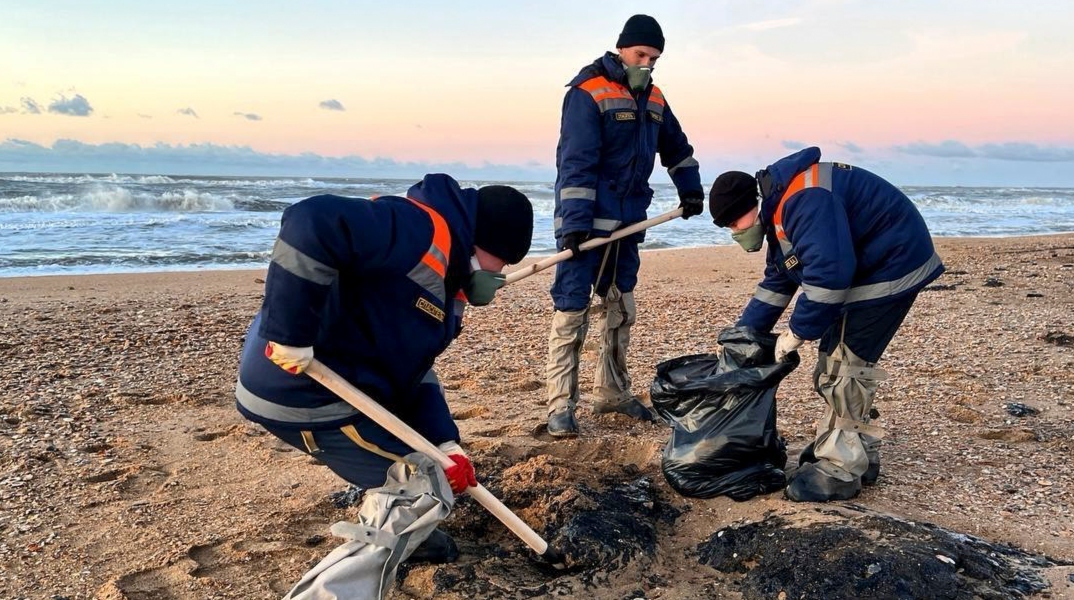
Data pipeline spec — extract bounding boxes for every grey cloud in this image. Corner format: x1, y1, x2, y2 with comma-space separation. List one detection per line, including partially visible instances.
48, 94, 94, 117
177, 107, 199, 118
781, 140, 808, 150
895, 140, 975, 158
0, 106, 16, 114
839, 141, 864, 154
21, 97, 42, 114
977, 143, 1074, 162
0, 138, 555, 182
233, 112, 262, 121
319, 99, 345, 111
138, 113, 153, 119
896, 140, 1074, 162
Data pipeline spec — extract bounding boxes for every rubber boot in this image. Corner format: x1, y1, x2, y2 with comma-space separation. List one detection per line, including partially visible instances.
404, 528, 459, 564
547, 407, 579, 438
785, 460, 862, 502
799, 440, 880, 486
592, 286, 642, 415
546, 308, 588, 432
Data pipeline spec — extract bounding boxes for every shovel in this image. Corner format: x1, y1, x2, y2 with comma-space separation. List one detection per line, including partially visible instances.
504, 207, 684, 285
305, 359, 567, 569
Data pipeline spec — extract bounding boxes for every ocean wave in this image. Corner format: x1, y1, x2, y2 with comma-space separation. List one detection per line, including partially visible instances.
0, 187, 236, 212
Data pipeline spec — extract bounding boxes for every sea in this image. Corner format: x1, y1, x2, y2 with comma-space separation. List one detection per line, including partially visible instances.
2, 172, 1074, 278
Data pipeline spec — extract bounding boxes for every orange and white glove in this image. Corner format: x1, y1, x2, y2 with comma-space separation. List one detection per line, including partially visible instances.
438, 441, 477, 494
774, 330, 804, 363
264, 342, 314, 374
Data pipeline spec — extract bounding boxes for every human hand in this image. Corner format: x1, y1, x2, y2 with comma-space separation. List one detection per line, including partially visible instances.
774, 330, 804, 363
439, 441, 477, 494
678, 192, 705, 219
264, 342, 314, 374
562, 231, 589, 258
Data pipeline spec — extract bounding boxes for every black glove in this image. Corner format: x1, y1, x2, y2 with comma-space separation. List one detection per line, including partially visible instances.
562, 231, 589, 258
678, 192, 705, 219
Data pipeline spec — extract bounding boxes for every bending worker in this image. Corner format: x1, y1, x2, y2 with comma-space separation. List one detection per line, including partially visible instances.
234, 174, 533, 561
707, 146, 944, 502
547, 14, 706, 437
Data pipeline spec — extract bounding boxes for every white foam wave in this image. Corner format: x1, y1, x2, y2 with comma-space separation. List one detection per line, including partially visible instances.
0, 187, 234, 212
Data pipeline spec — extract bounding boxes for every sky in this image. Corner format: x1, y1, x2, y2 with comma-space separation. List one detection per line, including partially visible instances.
2, 0, 1073, 186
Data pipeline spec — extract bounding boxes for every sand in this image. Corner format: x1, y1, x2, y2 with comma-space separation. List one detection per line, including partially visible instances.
2, 235, 1073, 599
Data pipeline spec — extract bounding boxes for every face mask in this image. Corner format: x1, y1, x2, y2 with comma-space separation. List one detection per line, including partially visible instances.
465, 256, 506, 306
624, 65, 651, 93
731, 219, 765, 253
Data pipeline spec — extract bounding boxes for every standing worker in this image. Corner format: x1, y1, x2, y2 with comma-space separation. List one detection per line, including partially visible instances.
546, 14, 706, 437
707, 146, 944, 502
235, 173, 534, 561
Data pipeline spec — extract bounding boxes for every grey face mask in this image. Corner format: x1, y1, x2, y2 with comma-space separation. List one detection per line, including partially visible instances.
624, 65, 652, 93
464, 256, 505, 306
731, 220, 765, 253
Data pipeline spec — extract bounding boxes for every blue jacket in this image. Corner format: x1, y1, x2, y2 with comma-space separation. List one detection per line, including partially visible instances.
554, 52, 702, 243
738, 147, 944, 340
235, 174, 477, 445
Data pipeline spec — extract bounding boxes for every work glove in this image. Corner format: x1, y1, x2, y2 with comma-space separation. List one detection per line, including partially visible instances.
774, 330, 804, 363
678, 192, 705, 219
439, 441, 477, 494
264, 341, 314, 375
562, 231, 589, 259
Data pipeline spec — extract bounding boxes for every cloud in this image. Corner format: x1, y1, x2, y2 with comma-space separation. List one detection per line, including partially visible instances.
319, 99, 345, 111
0, 138, 555, 182
781, 140, 808, 150
740, 18, 802, 32
838, 141, 864, 154
895, 140, 1074, 162
21, 97, 42, 114
0, 106, 16, 115
977, 143, 1074, 162
233, 112, 262, 121
177, 107, 199, 118
138, 113, 153, 119
48, 94, 94, 117
895, 140, 975, 158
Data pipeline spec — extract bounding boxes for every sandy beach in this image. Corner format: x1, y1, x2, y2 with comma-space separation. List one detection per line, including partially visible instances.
2, 235, 1074, 599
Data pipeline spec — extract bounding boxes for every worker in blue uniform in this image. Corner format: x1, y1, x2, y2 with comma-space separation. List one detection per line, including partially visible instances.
708, 147, 944, 501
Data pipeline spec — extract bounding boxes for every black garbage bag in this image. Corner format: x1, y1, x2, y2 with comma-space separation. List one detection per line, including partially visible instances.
651, 326, 798, 501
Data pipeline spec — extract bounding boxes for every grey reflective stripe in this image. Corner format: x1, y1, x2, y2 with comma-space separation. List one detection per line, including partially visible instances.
453, 298, 466, 316
801, 282, 849, 305
753, 285, 793, 308
845, 252, 943, 303
592, 218, 622, 231
815, 162, 833, 190
553, 217, 563, 230
597, 98, 635, 112
236, 378, 358, 423
406, 262, 446, 303
647, 100, 665, 115
668, 156, 699, 176
420, 370, 439, 385
271, 238, 337, 286
778, 238, 794, 255
426, 244, 447, 270
560, 187, 597, 201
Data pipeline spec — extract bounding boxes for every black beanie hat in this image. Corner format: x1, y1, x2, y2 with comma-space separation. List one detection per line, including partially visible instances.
709, 171, 759, 227
474, 185, 534, 264
616, 14, 664, 52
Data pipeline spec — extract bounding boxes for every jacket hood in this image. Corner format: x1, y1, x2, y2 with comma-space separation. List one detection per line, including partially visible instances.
406, 174, 477, 283
763, 147, 822, 202
568, 52, 628, 87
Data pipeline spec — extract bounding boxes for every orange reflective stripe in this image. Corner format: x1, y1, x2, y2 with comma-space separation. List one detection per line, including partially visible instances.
648, 85, 666, 107
407, 199, 451, 278
579, 76, 632, 100
773, 165, 820, 241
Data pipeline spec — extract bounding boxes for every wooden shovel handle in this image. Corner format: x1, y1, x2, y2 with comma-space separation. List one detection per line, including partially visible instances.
503, 207, 684, 285
304, 359, 550, 555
